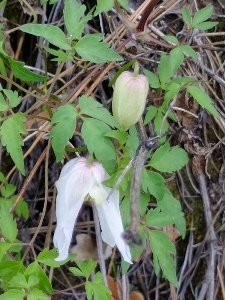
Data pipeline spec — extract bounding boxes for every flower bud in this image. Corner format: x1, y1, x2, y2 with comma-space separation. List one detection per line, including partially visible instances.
112, 70, 149, 130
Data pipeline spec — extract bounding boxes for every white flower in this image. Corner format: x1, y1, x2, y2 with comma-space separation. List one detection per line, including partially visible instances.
53, 157, 132, 264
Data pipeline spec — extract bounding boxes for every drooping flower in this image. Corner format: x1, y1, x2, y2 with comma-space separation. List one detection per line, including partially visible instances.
53, 157, 132, 264
112, 63, 149, 130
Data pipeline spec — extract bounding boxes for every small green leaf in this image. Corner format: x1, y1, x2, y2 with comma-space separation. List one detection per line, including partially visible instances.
158, 54, 171, 87
125, 125, 139, 157
180, 45, 197, 61
50, 104, 78, 162
0, 93, 8, 111
153, 109, 168, 137
193, 5, 214, 25
149, 143, 189, 173
182, 7, 192, 26
187, 86, 220, 118
94, 0, 114, 16
169, 47, 184, 76
0, 204, 18, 242
9, 272, 28, 289
75, 34, 122, 63
2, 89, 21, 108
162, 35, 179, 45
64, 0, 91, 39
24, 262, 53, 294
164, 82, 180, 102
141, 169, 165, 200
79, 95, 118, 128
71, 259, 97, 278
104, 129, 128, 145
144, 106, 158, 125
1, 183, 16, 198
10, 60, 47, 82
81, 118, 116, 169
20, 24, 71, 50
1, 112, 27, 175
0, 290, 24, 300
0, 242, 12, 262
117, 0, 130, 11
143, 68, 160, 89
27, 288, 50, 300
149, 230, 178, 286
85, 272, 112, 300
37, 248, 66, 267
69, 267, 85, 277
194, 21, 218, 30
146, 207, 177, 227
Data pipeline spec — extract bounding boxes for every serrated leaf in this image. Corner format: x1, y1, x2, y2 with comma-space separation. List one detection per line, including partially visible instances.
1, 183, 16, 198
169, 47, 184, 76
149, 230, 178, 286
81, 118, 116, 168
158, 54, 171, 87
1, 112, 27, 175
143, 68, 160, 89
0, 93, 8, 111
144, 106, 158, 125
182, 7, 192, 26
75, 34, 123, 63
0, 242, 12, 262
0, 203, 18, 242
27, 288, 50, 300
50, 104, 78, 162
64, 0, 91, 39
0, 289, 24, 300
141, 169, 165, 200
194, 21, 218, 30
94, 0, 114, 16
9, 59, 47, 82
149, 143, 189, 173
146, 207, 178, 227
69, 267, 85, 277
85, 272, 112, 300
20, 24, 71, 50
193, 5, 214, 25
2, 89, 21, 108
164, 82, 180, 102
37, 248, 67, 267
24, 262, 53, 294
76, 259, 97, 278
187, 86, 220, 118
9, 272, 28, 289
104, 129, 128, 145
158, 193, 186, 238
79, 95, 118, 128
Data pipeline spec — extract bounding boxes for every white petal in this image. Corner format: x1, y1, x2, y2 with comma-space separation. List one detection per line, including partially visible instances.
93, 185, 132, 264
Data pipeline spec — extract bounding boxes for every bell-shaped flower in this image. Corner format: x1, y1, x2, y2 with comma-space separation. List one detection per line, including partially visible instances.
53, 157, 132, 264
112, 63, 149, 130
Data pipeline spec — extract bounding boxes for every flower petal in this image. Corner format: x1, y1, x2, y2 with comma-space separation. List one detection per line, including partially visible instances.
93, 185, 132, 264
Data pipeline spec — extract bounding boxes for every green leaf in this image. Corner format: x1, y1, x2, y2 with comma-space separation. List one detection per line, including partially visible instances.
149, 143, 189, 173
193, 5, 214, 25
162, 35, 179, 46
153, 109, 168, 137
9, 60, 47, 82
104, 129, 127, 145
187, 86, 220, 118
70, 259, 97, 278
143, 68, 160, 89
37, 248, 66, 267
180, 45, 197, 61
79, 95, 118, 128
1, 183, 16, 197
81, 118, 116, 169
27, 288, 50, 300
0, 172, 7, 183
0, 289, 24, 300
146, 207, 179, 227
1, 112, 27, 175
2, 89, 21, 108
24, 262, 53, 294
126, 125, 139, 158
9, 272, 28, 289
164, 82, 180, 102
0, 93, 8, 111
94, 0, 114, 16
194, 21, 218, 30
64, 0, 91, 39
75, 34, 123, 63
20, 24, 71, 50
15, 199, 29, 221
50, 104, 78, 162
117, 0, 130, 11
158, 54, 171, 88
169, 47, 184, 76
85, 272, 112, 300
141, 169, 165, 200
182, 7, 192, 26
149, 230, 178, 286
144, 106, 158, 125
158, 193, 186, 238
0, 242, 12, 262
0, 202, 18, 242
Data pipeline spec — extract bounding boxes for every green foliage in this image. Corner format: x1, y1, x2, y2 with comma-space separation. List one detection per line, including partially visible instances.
0, 113, 27, 175
149, 231, 178, 286
75, 34, 123, 63
69, 259, 97, 278
85, 272, 112, 300
94, 0, 114, 16
50, 104, 78, 162
149, 143, 189, 173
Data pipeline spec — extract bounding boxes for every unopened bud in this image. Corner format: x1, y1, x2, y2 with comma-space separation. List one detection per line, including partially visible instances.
112, 69, 149, 130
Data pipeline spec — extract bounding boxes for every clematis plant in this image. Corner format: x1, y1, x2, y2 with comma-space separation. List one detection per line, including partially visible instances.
53, 157, 132, 264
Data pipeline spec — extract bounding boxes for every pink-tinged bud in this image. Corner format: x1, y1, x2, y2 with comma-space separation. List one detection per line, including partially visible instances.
112, 70, 149, 130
